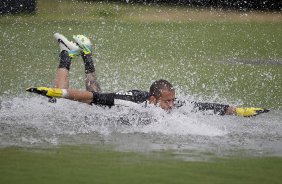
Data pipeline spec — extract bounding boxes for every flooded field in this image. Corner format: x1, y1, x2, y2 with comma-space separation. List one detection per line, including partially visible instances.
0, 0, 282, 183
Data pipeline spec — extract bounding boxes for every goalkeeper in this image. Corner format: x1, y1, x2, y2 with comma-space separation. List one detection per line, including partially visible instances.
27, 33, 269, 117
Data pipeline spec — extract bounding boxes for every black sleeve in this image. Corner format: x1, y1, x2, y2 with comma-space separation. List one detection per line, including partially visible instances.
193, 102, 229, 115
114, 90, 149, 103
91, 92, 115, 107
174, 100, 229, 115
91, 90, 149, 107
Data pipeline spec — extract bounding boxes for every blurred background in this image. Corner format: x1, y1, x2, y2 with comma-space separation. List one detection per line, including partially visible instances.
1, 0, 282, 15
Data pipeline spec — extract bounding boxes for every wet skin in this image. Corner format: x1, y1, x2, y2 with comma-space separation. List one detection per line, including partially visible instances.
149, 89, 176, 111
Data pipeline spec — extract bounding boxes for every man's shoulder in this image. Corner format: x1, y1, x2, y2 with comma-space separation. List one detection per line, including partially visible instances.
115, 90, 149, 103
116, 90, 148, 96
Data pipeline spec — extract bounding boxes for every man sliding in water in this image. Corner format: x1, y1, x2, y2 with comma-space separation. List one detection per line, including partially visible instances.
27, 33, 269, 117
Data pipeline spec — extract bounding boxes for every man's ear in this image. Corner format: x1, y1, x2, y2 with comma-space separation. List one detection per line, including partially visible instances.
148, 96, 157, 105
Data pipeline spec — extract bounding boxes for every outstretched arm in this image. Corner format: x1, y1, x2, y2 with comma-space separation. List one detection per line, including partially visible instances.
176, 100, 269, 117
27, 87, 150, 108
26, 87, 119, 107
66, 89, 93, 103
192, 102, 229, 115
26, 87, 93, 104
194, 102, 269, 117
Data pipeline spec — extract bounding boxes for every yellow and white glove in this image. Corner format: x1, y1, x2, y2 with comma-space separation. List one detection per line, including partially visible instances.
26, 87, 64, 98
236, 107, 269, 117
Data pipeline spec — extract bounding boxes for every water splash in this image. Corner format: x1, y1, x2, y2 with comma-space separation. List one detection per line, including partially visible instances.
1, 95, 281, 158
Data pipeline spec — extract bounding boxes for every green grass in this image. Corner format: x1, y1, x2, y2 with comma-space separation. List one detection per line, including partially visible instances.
1, 1, 282, 183
1, 0, 281, 108
1, 146, 282, 184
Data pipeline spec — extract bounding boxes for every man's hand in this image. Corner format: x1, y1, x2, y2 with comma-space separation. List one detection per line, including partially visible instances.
236, 107, 270, 117
26, 87, 63, 98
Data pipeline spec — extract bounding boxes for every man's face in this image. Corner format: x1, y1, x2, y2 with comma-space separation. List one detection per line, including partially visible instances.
150, 89, 175, 111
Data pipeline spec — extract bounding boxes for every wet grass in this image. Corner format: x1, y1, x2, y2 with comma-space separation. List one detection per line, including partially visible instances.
0, 14, 281, 107
1, 146, 282, 184
34, 0, 282, 22
0, 1, 282, 183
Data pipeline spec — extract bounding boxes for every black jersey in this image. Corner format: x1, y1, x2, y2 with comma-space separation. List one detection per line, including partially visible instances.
91, 90, 148, 107
91, 90, 229, 115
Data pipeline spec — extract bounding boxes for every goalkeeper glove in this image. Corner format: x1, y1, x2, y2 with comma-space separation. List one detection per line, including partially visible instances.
236, 107, 269, 117
26, 87, 63, 98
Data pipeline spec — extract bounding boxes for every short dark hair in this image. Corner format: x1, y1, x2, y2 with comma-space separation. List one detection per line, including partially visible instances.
149, 79, 174, 99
